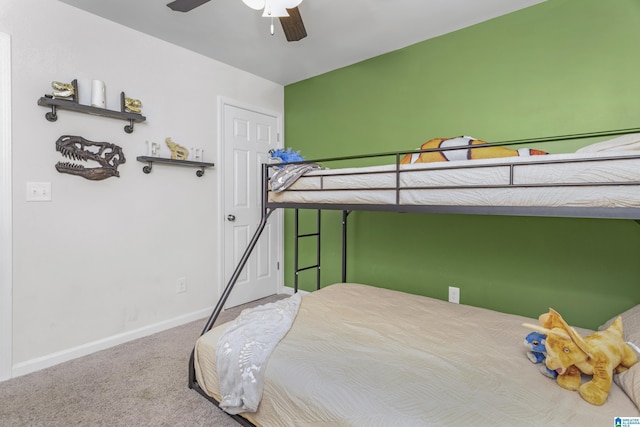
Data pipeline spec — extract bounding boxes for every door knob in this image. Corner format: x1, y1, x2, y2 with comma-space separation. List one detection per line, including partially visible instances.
227, 214, 236, 222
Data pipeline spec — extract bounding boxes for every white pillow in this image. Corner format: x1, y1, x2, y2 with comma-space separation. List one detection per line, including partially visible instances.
577, 133, 640, 153
599, 304, 640, 409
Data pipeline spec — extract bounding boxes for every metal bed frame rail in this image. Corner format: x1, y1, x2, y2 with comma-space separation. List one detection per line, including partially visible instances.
265, 136, 640, 220
187, 127, 640, 416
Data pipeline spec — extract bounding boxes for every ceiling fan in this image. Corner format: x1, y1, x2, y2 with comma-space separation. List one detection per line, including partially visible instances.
166, 0, 307, 42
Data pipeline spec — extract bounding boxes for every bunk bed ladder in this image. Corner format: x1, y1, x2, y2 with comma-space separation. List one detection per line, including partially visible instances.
294, 209, 321, 292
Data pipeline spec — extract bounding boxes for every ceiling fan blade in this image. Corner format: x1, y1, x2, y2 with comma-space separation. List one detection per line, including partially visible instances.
167, 0, 211, 12
279, 7, 307, 42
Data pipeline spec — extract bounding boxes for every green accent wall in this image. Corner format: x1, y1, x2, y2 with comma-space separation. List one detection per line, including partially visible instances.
283, 0, 640, 329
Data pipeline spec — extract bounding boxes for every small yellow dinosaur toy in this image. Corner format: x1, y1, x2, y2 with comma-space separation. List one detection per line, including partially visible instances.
165, 137, 189, 161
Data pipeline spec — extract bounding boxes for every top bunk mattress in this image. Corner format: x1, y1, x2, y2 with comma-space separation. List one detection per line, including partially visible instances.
267, 150, 640, 214
193, 283, 640, 426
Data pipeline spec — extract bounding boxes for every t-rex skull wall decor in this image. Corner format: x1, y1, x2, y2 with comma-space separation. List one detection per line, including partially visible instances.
55, 135, 126, 180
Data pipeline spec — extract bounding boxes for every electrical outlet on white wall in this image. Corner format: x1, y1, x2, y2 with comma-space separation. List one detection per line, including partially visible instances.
176, 277, 187, 294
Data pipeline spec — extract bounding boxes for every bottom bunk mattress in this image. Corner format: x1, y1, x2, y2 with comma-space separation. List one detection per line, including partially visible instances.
193, 283, 640, 426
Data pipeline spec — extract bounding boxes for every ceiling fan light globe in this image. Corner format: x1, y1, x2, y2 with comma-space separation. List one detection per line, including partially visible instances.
242, 0, 265, 11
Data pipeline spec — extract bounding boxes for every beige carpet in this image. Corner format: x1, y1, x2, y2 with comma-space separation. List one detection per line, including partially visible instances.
0, 294, 287, 426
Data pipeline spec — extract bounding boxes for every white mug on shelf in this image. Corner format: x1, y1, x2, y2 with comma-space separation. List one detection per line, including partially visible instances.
91, 79, 106, 108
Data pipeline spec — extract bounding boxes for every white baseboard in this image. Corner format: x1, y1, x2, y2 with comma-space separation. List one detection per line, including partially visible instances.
11, 307, 212, 379
281, 286, 310, 296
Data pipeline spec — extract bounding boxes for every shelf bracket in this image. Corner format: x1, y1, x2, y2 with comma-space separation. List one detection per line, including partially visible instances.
142, 161, 153, 174
121, 92, 136, 134
45, 104, 57, 122
124, 119, 134, 134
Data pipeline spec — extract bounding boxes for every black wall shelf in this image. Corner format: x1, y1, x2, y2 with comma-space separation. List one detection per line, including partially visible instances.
37, 79, 146, 133
137, 156, 215, 177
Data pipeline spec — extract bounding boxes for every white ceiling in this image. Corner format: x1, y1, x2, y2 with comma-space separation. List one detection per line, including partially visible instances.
57, 0, 544, 86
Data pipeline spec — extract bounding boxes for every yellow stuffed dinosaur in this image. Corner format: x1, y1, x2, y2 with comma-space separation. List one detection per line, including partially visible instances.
524, 308, 637, 405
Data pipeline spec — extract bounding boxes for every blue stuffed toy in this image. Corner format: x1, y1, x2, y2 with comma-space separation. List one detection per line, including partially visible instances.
269, 148, 305, 167
524, 331, 558, 379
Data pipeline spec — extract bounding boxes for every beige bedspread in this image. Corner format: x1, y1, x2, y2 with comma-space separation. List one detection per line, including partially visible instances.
194, 283, 639, 426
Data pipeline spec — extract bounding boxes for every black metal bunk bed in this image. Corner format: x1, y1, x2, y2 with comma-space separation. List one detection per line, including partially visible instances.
188, 127, 640, 423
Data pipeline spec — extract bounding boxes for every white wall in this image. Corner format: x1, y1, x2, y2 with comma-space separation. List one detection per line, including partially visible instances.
1, 0, 283, 376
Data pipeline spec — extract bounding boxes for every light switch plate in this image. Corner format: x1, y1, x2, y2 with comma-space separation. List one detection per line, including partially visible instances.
26, 182, 51, 201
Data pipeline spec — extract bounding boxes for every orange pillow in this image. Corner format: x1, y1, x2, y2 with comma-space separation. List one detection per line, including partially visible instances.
400, 136, 548, 164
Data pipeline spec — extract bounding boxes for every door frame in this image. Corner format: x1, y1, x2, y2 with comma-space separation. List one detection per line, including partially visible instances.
217, 97, 284, 305
0, 32, 12, 381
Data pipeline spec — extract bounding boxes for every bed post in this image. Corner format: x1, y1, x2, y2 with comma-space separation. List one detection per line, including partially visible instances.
315, 210, 321, 290
294, 209, 300, 293
342, 210, 350, 282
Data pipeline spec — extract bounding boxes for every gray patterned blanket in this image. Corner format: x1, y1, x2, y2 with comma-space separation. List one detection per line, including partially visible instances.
269, 163, 319, 192
216, 294, 302, 414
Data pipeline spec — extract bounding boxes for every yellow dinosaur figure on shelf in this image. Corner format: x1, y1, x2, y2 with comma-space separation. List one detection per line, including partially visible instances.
165, 137, 189, 161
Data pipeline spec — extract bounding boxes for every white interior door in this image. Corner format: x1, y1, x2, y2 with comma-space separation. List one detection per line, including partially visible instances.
222, 102, 281, 308
0, 32, 12, 381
